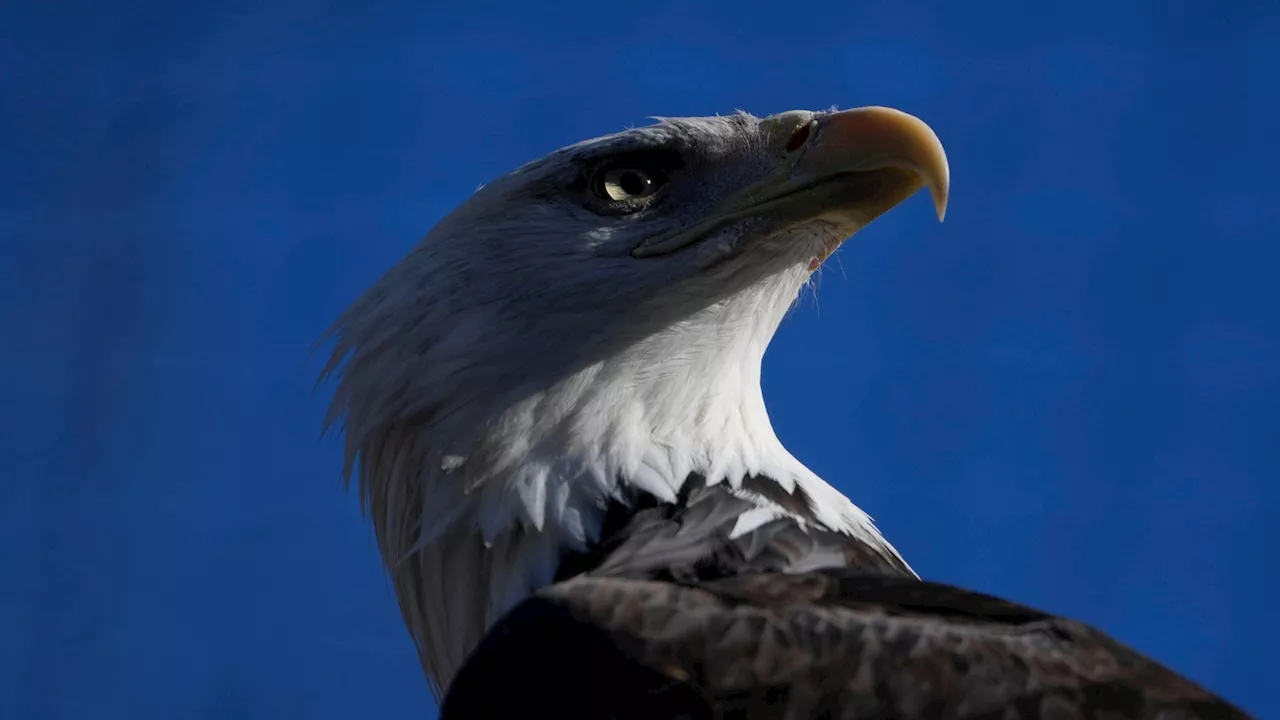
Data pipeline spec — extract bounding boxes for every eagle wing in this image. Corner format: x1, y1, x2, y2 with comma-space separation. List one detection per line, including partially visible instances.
442, 571, 1248, 719
441, 486, 1248, 719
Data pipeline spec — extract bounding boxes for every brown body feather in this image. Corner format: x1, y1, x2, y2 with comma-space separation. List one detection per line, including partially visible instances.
441, 484, 1249, 720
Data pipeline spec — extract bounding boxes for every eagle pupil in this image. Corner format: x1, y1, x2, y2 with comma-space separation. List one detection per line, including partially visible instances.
619, 171, 649, 196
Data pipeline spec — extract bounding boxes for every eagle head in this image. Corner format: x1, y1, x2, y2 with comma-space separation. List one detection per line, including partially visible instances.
320, 106, 948, 695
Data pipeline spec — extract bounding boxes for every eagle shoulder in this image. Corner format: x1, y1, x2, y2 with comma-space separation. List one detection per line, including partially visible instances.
441, 484, 1249, 720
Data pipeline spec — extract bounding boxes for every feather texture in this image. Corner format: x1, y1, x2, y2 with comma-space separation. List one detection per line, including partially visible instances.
442, 485, 1250, 720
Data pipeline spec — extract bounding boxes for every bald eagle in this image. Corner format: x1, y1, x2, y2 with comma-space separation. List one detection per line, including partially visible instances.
320, 106, 1247, 719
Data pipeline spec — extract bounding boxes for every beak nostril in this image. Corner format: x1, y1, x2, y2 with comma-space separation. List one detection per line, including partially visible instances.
785, 121, 812, 152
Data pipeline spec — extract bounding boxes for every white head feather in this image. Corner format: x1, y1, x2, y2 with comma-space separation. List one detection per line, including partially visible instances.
320, 108, 946, 697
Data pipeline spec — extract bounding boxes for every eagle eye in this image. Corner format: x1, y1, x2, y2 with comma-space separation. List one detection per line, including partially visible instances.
575, 148, 683, 213
600, 167, 660, 202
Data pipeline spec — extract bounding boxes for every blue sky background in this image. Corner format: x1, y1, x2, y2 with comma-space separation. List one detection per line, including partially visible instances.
3, 1, 1278, 717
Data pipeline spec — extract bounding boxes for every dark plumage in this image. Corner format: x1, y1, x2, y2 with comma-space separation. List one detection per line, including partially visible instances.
444, 484, 1249, 720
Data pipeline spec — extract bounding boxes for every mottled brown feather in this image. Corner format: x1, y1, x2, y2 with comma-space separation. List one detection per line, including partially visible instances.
442, 484, 1250, 720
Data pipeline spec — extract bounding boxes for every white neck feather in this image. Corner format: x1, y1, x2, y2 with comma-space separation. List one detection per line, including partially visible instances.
328, 260, 904, 697
412, 265, 886, 550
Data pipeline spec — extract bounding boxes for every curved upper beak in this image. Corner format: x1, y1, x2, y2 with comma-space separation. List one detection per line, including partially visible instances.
797, 106, 949, 222
632, 105, 949, 259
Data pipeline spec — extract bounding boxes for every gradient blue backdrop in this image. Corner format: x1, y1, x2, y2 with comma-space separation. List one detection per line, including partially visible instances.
3, 1, 1277, 717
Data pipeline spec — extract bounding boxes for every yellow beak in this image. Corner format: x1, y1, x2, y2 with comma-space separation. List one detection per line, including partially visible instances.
632, 105, 949, 259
